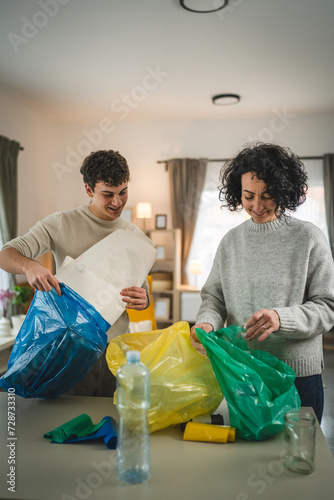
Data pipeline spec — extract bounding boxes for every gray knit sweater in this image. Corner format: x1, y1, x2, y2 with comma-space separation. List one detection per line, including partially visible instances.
196, 215, 334, 377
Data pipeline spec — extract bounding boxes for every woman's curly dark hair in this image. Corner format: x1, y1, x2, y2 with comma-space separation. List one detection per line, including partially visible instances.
80, 150, 130, 190
219, 143, 308, 215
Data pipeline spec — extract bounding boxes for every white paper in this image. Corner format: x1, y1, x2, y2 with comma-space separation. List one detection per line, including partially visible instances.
55, 229, 157, 326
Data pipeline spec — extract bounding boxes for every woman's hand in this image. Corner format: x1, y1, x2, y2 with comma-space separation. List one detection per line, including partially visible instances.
244, 309, 280, 342
190, 322, 213, 355
121, 286, 148, 311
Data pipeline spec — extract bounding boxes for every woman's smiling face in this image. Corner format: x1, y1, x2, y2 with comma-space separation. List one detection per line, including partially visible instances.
241, 172, 278, 224
85, 181, 128, 221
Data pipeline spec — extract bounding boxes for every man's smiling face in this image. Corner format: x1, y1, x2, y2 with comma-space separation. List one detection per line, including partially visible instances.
85, 181, 128, 221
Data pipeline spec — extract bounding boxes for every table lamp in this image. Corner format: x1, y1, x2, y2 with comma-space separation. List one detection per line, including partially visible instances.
136, 202, 152, 230
189, 259, 203, 288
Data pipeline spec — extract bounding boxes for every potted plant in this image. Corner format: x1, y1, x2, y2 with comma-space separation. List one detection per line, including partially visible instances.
0, 289, 15, 337
11, 285, 33, 334
12, 285, 33, 312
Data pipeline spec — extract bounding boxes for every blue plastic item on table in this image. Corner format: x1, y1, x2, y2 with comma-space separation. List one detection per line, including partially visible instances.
44, 414, 117, 449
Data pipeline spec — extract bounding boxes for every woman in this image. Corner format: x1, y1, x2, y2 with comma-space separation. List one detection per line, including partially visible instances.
191, 143, 334, 422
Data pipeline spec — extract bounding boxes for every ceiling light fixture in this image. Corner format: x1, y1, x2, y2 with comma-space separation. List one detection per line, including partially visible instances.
212, 93, 241, 106
180, 0, 229, 14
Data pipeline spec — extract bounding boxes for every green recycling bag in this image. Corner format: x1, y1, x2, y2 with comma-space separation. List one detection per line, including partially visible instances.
196, 325, 301, 441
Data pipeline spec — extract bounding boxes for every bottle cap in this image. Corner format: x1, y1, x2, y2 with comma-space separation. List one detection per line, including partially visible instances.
126, 350, 140, 363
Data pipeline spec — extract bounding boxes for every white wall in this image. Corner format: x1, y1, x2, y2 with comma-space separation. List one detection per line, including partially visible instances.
52, 110, 334, 229
0, 88, 59, 234
2, 88, 334, 234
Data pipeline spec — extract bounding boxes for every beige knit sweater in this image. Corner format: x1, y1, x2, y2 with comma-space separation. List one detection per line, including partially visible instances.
3, 205, 151, 341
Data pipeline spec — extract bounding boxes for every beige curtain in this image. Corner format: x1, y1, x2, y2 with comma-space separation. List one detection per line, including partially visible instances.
323, 154, 334, 257
167, 158, 207, 284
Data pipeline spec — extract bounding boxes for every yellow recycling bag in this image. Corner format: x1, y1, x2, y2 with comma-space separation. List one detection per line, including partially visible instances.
106, 321, 223, 433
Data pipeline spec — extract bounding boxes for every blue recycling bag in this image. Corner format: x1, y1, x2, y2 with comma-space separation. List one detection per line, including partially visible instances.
0, 283, 109, 398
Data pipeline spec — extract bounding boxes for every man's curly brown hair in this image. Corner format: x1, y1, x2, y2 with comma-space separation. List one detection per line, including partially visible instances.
80, 150, 130, 190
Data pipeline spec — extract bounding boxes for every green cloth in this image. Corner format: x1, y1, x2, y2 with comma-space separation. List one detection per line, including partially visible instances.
44, 413, 106, 443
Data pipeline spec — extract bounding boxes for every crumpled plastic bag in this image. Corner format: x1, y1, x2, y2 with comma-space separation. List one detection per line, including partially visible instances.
106, 321, 223, 433
0, 283, 109, 398
44, 414, 117, 449
196, 325, 301, 441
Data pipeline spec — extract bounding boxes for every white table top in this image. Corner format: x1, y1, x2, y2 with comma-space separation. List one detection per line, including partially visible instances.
0, 336, 15, 351
0, 394, 333, 500
0, 337, 15, 375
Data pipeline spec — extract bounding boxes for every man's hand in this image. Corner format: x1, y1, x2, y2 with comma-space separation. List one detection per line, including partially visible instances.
244, 309, 280, 342
25, 260, 61, 296
121, 286, 148, 310
0, 247, 61, 296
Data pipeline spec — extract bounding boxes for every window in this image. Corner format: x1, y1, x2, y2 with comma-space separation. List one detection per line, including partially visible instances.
187, 160, 328, 288
0, 231, 9, 292
292, 159, 328, 239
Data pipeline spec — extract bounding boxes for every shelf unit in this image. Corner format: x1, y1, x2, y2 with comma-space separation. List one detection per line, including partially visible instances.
146, 228, 181, 328
177, 284, 201, 325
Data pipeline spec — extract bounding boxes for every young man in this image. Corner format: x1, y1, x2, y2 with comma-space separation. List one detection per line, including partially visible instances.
0, 149, 151, 396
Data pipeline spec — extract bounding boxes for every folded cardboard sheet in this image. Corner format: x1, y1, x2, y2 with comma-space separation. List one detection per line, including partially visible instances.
55, 229, 157, 326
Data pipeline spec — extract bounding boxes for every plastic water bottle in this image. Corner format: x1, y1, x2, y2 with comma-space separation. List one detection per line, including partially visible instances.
116, 350, 150, 484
